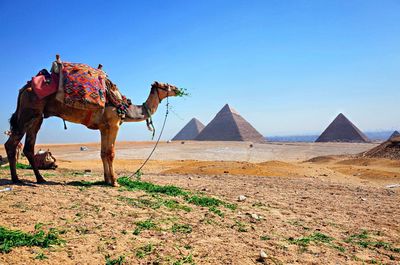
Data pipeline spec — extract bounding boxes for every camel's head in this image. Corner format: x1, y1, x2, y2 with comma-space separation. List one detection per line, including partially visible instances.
151, 81, 182, 101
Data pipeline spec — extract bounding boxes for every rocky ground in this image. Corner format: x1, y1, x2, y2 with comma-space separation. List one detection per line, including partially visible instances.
0, 142, 399, 264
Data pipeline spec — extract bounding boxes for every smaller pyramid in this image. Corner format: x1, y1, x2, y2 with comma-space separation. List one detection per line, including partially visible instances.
195, 104, 266, 142
172, 118, 205, 140
316, 113, 369, 143
389, 130, 400, 140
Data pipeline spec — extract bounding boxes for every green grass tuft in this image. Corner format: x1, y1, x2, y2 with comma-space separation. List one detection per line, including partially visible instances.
172, 224, 192, 234
288, 232, 333, 248
118, 195, 192, 212
345, 230, 400, 253
2, 163, 31, 170
135, 243, 154, 259
0, 226, 64, 253
184, 195, 236, 210
117, 177, 187, 196
68, 180, 108, 187
133, 219, 156, 235
209, 206, 224, 217
288, 232, 346, 252
173, 253, 195, 265
105, 254, 125, 265
35, 252, 48, 260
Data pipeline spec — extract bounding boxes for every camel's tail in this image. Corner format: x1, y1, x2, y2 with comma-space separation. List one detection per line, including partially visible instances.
9, 84, 28, 134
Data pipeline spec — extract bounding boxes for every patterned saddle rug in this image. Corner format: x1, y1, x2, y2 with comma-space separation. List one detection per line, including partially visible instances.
62, 62, 107, 110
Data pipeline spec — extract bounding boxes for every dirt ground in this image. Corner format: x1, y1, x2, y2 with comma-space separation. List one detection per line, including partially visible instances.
0, 141, 399, 264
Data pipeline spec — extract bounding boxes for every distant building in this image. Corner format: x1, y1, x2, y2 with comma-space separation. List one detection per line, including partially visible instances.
172, 118, 205, 140
316, 113, 369, 143
195, 104, 266, 143
389, 130, 400, 140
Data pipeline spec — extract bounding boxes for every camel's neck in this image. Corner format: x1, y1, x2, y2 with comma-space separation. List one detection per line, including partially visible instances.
123, 88, 161, 122
144, 88, 161, 115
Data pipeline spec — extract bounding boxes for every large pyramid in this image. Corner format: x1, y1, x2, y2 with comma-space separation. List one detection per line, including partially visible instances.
172, 118, 205, 140
316, 113, 369, 143
195, 104, 266, 142
389, 130, 400, 140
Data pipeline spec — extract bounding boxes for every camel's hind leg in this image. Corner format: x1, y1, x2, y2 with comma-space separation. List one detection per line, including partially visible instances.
23, 116, 46, 183
4, 131, 25, 183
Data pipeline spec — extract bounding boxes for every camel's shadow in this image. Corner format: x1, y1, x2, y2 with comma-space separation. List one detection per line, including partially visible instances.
0, 178, 109, 188
0, 178, 63, 187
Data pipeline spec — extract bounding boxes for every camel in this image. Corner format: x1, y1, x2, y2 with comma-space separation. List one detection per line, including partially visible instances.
4, 79, 181, 186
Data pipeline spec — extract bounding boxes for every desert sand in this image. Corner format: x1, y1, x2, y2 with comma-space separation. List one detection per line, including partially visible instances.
0, 141, 399, 264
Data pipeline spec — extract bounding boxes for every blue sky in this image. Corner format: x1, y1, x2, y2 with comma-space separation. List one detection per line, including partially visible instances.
0, 0, 399, 143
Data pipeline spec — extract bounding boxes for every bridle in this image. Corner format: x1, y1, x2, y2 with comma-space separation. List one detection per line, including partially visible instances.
153, 84, 173, 102
143, 84, 173, 138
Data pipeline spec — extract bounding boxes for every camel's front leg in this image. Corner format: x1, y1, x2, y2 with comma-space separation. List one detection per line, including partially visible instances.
100, 125, 119, 186
24, 117, 46, 183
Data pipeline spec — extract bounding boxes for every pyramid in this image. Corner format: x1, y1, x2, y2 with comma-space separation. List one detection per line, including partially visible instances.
172, 118, 205, 140
195, 104, 266, 142
388, 130, 400, 140
315, 113, 369, 143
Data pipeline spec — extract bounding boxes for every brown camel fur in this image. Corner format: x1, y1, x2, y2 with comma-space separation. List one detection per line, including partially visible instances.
5, 81, 180, 186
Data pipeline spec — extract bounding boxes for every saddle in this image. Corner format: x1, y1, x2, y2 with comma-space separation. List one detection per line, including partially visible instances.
62, 62, 107, 110
31, 69, 59, 100
30, 62, 134, 118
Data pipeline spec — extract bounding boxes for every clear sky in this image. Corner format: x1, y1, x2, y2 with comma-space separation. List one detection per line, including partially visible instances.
0, 0, 399, 143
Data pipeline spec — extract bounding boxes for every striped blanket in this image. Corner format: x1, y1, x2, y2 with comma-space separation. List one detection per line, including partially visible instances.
62, 62, 107, 110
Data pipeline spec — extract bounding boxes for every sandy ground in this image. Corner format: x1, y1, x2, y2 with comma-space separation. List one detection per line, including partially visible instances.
0, 141, 399, 264
29, 141, 378, 162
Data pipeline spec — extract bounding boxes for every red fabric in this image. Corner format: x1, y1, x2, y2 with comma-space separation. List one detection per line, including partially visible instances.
31, 73, 58, 99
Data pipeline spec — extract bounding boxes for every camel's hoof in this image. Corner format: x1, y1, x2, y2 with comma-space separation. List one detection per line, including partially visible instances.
111, 182, 120, 187
36, 177, 47, 184
12, 178, 24, 184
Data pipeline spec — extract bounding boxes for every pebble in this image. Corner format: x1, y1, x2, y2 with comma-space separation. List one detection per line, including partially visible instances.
238, 195, 247, 202
259, 250, 267, 261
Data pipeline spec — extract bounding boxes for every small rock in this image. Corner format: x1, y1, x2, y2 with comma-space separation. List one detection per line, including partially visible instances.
249, 213, 261, 221
360, 197, 367, 201
385, 184, 400, 189
238, 195, 247, 202
258, 250, 267, 261
84, 169, 92, 173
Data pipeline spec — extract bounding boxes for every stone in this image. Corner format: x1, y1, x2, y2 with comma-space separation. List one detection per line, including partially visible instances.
258, 250, 267, 261
238, 195, 247, 202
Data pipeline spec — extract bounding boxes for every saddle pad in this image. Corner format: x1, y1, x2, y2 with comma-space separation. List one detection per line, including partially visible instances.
62, 62, 107, 110
31, 73, 58, 100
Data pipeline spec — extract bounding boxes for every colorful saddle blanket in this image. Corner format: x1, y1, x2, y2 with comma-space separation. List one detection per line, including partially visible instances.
62, 62, 107, 110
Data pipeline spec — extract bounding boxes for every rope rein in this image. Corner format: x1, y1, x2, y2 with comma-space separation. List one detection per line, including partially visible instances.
129, 92, 169, 178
